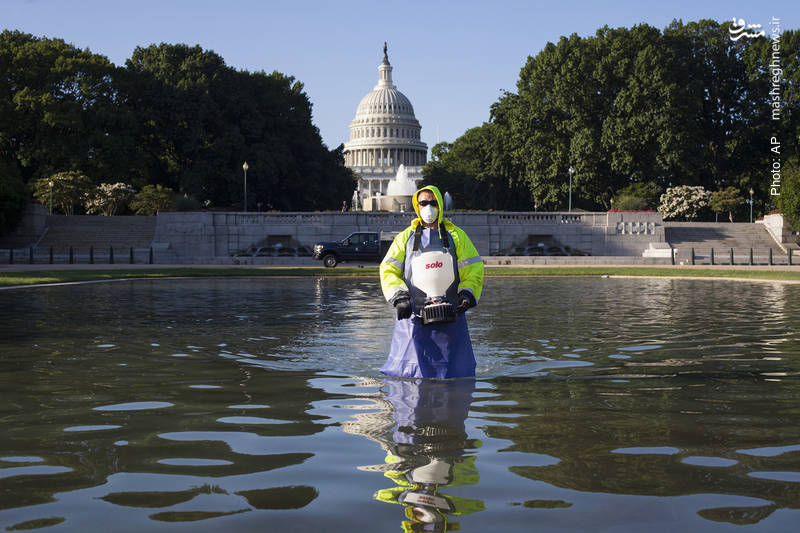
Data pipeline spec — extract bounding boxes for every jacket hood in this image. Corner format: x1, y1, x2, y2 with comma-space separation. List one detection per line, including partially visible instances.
412, 185, 444, 228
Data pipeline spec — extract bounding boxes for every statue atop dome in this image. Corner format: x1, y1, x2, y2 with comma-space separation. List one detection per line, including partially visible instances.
383, 42, 388, 63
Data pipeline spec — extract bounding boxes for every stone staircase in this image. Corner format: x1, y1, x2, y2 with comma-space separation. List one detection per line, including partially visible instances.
1, 215, 158, 264
665, 222, 794, 263
0, 227, 42, 249
36, 215, 157, 251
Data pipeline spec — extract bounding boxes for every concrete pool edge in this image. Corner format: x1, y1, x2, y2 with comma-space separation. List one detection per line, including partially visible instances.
2, 264, 800, 289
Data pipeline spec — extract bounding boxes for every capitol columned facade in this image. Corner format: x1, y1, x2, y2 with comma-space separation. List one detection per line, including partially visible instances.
344, 44, 427, 211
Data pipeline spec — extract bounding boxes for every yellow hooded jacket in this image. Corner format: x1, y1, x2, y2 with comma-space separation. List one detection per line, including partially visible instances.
380, 185, 484, 304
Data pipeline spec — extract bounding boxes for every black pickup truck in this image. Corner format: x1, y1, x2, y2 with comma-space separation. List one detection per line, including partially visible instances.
313, 231, 396, 267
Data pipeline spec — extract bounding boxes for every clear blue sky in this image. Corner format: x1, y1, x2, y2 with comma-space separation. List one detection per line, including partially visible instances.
5, 0, 797, 153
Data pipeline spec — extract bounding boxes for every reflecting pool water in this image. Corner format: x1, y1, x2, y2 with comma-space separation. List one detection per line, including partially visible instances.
1, 277, 800, 532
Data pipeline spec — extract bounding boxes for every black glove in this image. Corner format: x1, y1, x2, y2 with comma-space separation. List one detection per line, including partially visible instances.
391, 290, 412, 320
395, 298, 412, 320
456, 290, 476, 314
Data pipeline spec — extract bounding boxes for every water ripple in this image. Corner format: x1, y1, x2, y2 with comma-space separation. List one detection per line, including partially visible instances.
93, 401, 173, 411
63, 425, 122, 432
737, 444, 800, 457
0, 465, 73, 480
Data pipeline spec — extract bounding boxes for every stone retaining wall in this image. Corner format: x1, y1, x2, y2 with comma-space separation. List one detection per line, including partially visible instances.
153, 210, 665, 263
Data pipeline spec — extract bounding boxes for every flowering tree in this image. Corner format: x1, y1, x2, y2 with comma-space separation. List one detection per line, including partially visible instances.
129, 184, 175, 215
658, 185, 710, 221
85, 182, 136, 216
31, 171, 94, 215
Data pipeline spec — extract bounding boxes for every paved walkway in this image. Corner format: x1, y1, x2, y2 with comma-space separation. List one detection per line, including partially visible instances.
1, 262, 799, 272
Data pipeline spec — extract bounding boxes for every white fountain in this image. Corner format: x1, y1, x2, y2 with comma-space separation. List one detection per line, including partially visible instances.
379, 164, 418, 212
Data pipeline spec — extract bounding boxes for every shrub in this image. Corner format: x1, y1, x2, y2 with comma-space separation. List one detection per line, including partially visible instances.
612, 182, 662, 211
708, 186, 744, 222
130, 184, 175, 215
173, 193, 201, 211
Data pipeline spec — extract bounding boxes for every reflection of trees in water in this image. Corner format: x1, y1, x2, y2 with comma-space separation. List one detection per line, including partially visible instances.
344, 378, 485, 531
5, 278, 800, 528
0, 369, 331, 518
0, 278, 358, 521
481, 377, 800, 525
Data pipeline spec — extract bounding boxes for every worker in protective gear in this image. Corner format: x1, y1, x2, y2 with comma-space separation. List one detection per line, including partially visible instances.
379, 185, 484, 378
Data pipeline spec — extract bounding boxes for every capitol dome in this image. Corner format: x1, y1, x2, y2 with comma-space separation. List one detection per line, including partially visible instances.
344, 44, 427, 211
355, 81, 415, 118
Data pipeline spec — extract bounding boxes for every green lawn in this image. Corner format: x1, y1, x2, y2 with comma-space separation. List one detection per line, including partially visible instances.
488, 266, 800, 281
1, 265, 800, 288
0, 267, 374, 287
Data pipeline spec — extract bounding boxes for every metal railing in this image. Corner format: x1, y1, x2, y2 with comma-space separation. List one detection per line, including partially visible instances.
2, 246, 155, 265
670, 247, 794, 266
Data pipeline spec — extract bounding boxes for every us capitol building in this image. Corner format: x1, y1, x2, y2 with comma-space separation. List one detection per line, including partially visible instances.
344, 44, 427, 211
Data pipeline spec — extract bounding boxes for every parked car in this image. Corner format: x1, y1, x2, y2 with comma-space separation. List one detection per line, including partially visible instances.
313, 231, 396, 267
546, 246, 569, 256
502, 243, 590, 257
230, 244, 303, 258
526, 246, 546, 256
564, 246, 590, 256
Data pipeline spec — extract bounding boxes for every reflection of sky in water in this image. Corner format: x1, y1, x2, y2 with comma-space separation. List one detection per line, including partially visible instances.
1, 277, 800, 531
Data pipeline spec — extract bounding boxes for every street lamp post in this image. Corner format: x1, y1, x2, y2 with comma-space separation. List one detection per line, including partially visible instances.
242, 162, 249, 212
568, 166, 574, 213
748, 188, 754, 223
48, 180, 53, 215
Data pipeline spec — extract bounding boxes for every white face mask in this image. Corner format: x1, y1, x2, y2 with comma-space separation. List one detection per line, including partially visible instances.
420, 204, 438, 224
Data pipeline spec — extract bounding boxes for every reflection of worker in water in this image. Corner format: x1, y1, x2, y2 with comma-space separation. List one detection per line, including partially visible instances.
380, 185, 484, 378
368, 379, 484, 531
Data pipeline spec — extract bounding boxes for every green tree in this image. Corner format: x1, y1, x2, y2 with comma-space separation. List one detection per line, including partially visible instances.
612, 182, 662, 210
123, 43, 354, 210
422, 124, 529, 210
130, 184, 175, 215
0, 159, 28, 233
483, 20, 798, 211
0, 33, 355, 212
741, 29, 800, 217
777, 161, 800, 231
600, 25, 702, 190
0, 30, 142, 185
31, 171, 93, 215
709, 186, 744, 222
491, 27, 638, 210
